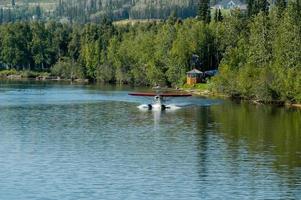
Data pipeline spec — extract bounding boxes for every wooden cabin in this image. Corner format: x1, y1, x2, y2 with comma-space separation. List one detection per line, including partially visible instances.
186, 69, 203, 85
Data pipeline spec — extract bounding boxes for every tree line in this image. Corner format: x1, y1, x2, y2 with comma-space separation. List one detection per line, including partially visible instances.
0, 0, 199, 23
213, 0, 301, 103
0, 16, 219, 85
0, 5, 44, 23
55, 0, 199, 22
0, 0, 300, 103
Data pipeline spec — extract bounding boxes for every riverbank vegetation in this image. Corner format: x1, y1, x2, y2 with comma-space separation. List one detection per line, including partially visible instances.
212, 1, 301, 104
0, 69, 49, 79
0, 0, 300, 103
0, 16, 219, 85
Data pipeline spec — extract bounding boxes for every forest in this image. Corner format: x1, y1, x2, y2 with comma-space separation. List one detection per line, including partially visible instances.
55, 0, 199, 22
0, 0, 300, 103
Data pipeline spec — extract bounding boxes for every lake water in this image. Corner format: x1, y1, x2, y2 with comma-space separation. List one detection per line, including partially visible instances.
0, 81, 300, 200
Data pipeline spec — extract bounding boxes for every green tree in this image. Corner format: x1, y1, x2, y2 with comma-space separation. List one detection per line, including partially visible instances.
30, 22, 53, 70
275, 0, 287, 17
214, 9, 223, 22
248, 0, 269, 17
68, 26, 81, 62
51, 57, 84, 79
198, 0, 211, 23
35, 5, 42, 20
0, 9, 3, 24
271, 2, 301, 102
247, 12, 272, 67
0, 23, 32, 69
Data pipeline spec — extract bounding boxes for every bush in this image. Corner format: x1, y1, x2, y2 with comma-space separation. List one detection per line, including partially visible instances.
51, 58, 85, 79
0, 69, 17, 77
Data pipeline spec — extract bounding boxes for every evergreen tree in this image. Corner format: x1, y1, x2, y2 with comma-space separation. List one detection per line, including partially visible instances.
248, 0, 269, 17
31, 22, 52, 70
275, 0, 287, 17
167, 11, 177, 25
68, 27, 81, 62
247, 0, 254, 17
0, 23, 32, 69
7, 9, 12, 22
218, 9, 223, 21
35, 6, 42, 20
214, 9, 219, 22
198, 0, 211, 23
259, 0, 269, 15
0, 9, 3, 24
58, 0, 63, 16
214, 9, 223, 22
248, 12, 271, 67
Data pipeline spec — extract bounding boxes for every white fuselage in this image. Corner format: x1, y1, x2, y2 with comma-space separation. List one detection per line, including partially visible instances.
152, 95, 165, 110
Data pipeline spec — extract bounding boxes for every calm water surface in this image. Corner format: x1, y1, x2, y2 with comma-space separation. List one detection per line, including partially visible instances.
0, 81, 300, 200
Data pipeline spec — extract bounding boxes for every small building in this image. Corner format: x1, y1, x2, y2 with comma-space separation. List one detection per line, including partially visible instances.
204, 70, 218, 78
186, 69, 203, 85
211, 0, 247, 10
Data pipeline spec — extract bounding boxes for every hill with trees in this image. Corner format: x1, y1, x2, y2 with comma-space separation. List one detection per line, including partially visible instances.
55, 0, 199, 22
0, 0, 200, 23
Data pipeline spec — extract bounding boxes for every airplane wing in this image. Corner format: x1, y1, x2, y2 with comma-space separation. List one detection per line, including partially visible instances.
160, 94, 192, 97
128, 92, 157, 96
128, 92, 191, 97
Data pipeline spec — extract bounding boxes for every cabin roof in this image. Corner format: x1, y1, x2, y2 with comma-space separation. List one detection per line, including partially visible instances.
187, 69, 203, 74
211, 0, 247, 9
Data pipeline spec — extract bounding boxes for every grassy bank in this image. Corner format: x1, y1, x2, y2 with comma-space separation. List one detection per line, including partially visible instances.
0, 69, 88, 83
0, 69, 50, 79
181, 82, 301, 109
181, 83, 218, 97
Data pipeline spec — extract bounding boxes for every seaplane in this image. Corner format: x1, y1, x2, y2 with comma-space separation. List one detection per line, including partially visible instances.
128, 86, 192, 111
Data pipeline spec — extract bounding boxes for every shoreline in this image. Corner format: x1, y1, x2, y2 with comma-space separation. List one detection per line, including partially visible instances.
0, 75, 89, 83
182, 88, 301, 110
1, 75, 301, 110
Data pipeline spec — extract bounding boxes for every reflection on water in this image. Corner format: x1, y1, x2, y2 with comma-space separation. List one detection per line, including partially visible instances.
211, 103, 301, 182
0, 81, 300, 200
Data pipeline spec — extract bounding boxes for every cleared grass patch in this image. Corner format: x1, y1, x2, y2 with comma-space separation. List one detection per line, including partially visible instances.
113, 19, 162, 26
182, 83, 210, 91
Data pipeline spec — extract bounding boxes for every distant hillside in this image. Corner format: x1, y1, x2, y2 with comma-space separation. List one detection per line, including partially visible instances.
0, 0, 57, 12
0, 0, 246, 23
55, 0, 199, 22
0, 0, 57, 5
0, 0, 199, 22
